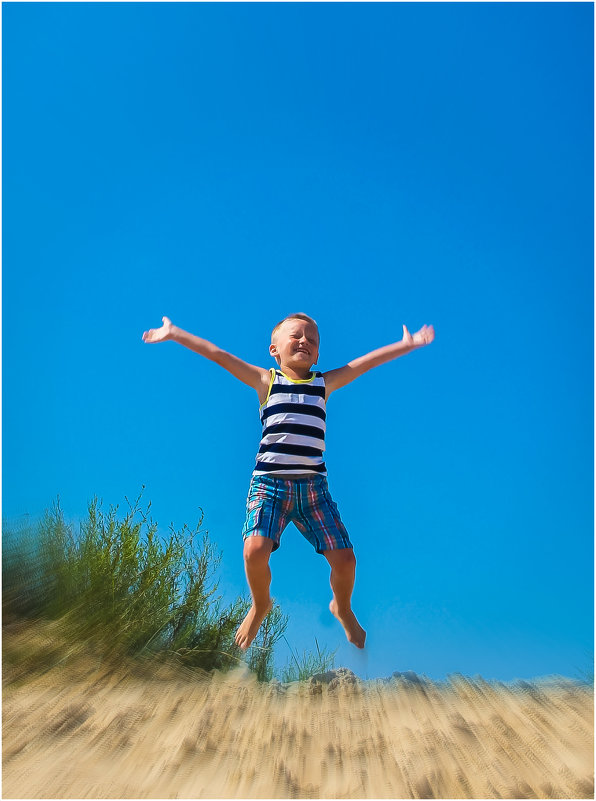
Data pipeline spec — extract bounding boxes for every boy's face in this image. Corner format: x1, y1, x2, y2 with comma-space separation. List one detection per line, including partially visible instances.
270, 319, 320, 370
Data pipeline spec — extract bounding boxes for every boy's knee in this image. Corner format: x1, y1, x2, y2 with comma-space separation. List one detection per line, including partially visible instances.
327, 548, 356, 571
243, 536, 274, 563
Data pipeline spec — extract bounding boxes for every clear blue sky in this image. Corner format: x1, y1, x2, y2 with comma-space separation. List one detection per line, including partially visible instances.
3, 2, 593, 681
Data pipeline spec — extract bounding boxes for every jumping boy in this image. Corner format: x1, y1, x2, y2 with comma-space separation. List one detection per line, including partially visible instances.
142, 314, 435, 651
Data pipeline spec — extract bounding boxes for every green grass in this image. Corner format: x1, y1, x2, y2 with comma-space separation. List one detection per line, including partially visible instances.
280, 635, 338, 682
3, 489, 288, 681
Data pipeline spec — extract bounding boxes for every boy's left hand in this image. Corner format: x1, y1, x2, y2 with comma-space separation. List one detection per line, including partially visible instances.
403, 324, 435, 347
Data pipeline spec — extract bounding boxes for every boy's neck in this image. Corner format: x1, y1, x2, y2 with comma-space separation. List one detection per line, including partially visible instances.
278, 364, 314, 381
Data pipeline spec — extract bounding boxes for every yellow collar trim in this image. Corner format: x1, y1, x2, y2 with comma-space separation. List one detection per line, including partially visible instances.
259, 368, 277, 410
279, 370, 316, 384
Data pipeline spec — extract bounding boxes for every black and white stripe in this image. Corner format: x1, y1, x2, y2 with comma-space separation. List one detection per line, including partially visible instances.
254, 370, 327, 476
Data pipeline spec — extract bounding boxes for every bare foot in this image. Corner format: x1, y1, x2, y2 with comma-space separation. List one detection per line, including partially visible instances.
235, 601, 273, 650
329, 600, 366, 649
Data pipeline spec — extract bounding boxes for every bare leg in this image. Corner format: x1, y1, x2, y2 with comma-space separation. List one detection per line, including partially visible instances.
235, 536, 274, 650
324, 548, 366, 649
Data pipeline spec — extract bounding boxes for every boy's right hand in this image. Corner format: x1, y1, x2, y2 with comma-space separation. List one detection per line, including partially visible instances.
142, 316, 173, 343
141, 318, 270, 401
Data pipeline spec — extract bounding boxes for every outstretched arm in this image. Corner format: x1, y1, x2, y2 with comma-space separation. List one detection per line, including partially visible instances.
323, 324, 435, 397
142, 317, 272, 400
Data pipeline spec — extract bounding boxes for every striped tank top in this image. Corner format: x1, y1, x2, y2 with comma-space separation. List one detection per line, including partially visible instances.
253, 369, 327, 476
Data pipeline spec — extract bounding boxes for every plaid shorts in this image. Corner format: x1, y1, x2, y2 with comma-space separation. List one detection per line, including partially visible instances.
242, 474, 353, 554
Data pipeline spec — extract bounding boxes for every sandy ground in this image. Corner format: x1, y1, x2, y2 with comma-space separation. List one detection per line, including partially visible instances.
3, 645, 593, 801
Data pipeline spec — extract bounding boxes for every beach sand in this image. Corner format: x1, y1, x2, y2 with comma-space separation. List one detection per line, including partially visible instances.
3, 631, 593, 799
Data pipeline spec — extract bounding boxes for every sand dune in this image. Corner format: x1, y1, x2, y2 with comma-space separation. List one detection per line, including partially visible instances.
3, 648, 593, 800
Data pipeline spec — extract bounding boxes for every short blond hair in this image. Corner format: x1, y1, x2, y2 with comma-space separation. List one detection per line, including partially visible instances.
271, 313, 319, 342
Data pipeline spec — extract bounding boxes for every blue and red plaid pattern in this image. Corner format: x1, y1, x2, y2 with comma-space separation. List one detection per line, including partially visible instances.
242, 474, 352, 553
